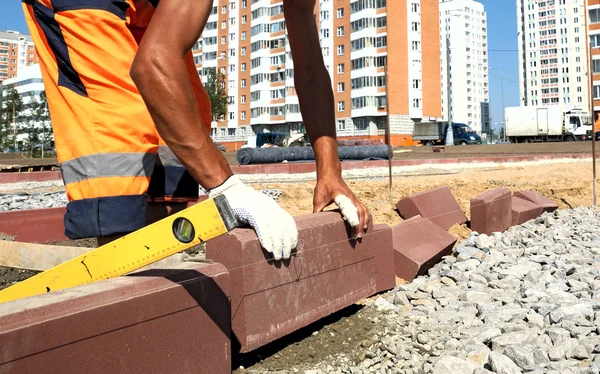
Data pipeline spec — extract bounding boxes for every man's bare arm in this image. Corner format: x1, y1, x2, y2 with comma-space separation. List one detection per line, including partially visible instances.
283, 0, 370, 236
130, 0, 232, 190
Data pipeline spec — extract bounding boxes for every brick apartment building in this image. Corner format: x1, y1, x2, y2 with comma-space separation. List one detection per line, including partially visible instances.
0, 30, 37, 82
193, 0, 442, 150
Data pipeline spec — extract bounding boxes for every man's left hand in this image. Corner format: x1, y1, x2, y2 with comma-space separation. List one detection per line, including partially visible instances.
313, 174, 370, 238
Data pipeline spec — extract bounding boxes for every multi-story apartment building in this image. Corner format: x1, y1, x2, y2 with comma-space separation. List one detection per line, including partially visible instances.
588, 0, 600, 122
194, 0, 442, 149
439, 0, 489, 135
0, 30, 37, 82
517, 0, 589, 114
2, 63, 52, 151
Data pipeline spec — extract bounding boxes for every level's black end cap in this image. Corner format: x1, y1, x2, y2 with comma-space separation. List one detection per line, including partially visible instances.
213, 194, 241, 232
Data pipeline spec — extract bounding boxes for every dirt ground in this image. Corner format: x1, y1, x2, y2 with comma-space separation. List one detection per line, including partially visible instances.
258, 162, 595, 230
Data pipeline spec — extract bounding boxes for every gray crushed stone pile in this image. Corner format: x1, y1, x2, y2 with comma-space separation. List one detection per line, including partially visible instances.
245, 207, 600, 374
0, 192, 68, 211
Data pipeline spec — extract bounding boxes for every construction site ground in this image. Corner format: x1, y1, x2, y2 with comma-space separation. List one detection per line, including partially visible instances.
0, 146, 598, 372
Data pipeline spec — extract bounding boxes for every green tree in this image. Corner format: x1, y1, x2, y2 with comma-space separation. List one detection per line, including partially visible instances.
0, 85, 25, 152
204, 68, 228, 123
20, 95, 42, 157
36, 91, 51, 157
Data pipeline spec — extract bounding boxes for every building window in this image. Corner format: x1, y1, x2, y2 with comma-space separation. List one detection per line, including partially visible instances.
242, 15, 247, 24
221, 20, 226, 29
222, 5, 226, 14
337, 63, 344, 74
337, 8, 344, 18
337, 101, 345, 111
321, 29, 330, 38
337, 120, 345, 130
337, 26, 344, 37
337, 82, 345, 92
241, 111, 247, 120
242, 31, 247, 40
337, 45, 344, 55
412, 22, 419, 32
241, 79, 246, 87
413, 79, 420, 89
413, 98, 421, 108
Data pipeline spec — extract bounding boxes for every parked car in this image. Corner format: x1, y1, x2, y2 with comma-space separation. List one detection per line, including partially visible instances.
413, 121, 482, 146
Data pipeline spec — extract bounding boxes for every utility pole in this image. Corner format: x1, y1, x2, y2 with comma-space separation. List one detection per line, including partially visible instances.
590, 41, 597, 207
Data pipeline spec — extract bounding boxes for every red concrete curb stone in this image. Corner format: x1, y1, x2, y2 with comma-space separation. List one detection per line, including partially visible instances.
0, 170, 61, 184
372, 224, 396, 294
470, 188, 512, 235
396, 186, 467, 231
206, 211, 386, 353
0, 262, 232, 374
0, 207, 67, 243
513, 190, 558, 213
391, 216, 457, 282
511, 196, 545, 226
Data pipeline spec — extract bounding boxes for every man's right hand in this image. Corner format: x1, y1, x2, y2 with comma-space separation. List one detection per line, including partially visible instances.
208, 175, 298, 261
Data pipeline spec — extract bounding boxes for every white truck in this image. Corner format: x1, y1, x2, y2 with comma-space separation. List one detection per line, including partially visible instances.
504, 105, 592, 143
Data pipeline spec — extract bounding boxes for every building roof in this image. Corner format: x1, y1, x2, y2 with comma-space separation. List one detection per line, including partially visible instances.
0, 30, 33, 43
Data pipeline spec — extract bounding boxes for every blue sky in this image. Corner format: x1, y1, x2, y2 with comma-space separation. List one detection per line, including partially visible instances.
1, 0, 517, 132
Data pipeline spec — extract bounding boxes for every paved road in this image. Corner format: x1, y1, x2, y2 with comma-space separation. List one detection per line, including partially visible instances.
1, 141, 596, 169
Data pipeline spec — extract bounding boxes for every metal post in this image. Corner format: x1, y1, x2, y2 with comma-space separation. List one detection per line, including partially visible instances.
501, 77, 505, 135
590, 41, 597, 207
385, 61, 392, 203
445, 34, 454, 146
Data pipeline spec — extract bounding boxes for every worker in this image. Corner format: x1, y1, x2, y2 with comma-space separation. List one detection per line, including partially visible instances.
21, 0, 370, 261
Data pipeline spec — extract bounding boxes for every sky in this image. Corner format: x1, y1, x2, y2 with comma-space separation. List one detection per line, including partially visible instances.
0, 0, 518, 132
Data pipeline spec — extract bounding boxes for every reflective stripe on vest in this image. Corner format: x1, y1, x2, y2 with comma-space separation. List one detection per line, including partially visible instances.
61, 152, 156, 184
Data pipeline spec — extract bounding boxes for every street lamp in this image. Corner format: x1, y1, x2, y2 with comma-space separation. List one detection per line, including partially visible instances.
444, 10, 462, 146
489, 67, 505, 142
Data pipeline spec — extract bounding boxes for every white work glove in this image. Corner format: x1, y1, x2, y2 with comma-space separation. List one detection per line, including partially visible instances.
334, 195, 360, 228
208, 175, 298, 260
